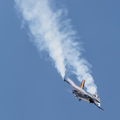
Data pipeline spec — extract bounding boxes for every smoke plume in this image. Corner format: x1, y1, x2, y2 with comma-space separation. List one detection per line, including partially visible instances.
14, 0, 97, 94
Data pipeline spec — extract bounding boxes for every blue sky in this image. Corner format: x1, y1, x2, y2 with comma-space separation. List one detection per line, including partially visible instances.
0, 0, 120, 119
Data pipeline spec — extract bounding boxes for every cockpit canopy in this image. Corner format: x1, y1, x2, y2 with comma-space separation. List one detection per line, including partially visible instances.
93, 94, 98, 98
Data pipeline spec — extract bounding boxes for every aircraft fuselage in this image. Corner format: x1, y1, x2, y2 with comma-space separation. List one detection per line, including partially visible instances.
72, 90, 100, 104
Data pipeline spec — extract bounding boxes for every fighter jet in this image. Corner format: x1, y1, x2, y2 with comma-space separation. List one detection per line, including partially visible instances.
63, 78, 104, 111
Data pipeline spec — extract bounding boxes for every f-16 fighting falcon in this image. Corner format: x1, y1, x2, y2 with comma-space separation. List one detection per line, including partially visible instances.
63, 78, 104, 111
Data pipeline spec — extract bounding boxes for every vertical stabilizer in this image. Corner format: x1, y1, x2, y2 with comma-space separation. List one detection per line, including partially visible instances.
80, 80, 85, 89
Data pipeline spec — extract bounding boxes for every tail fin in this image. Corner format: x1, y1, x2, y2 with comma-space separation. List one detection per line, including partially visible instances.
80, 80, 85, 89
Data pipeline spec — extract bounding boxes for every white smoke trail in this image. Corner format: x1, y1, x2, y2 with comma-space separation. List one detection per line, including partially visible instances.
14, 0, 97, 94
